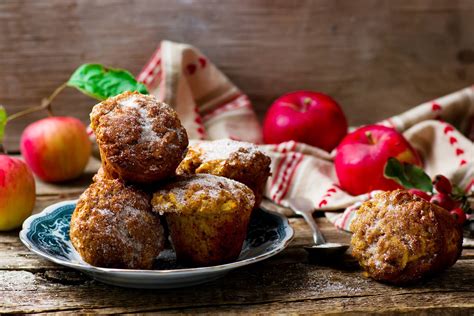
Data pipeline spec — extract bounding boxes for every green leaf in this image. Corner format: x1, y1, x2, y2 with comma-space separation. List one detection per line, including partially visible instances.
384, 157, 433, 192
0, 106, 7, 145
67, 64, 148, 100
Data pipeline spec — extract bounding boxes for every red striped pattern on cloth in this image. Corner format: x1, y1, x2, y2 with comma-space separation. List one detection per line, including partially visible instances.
269, 141, 297, 187
334, 204, 358, 230
202, 94, 251, 123
136, 41, 263, 143
333, 190, 382, 230
268, 141, 307, 203
137, 48, 162, 89
103, 41, 473, 234
466, 179, 474, 193
318, 185, 340, 208
272, 152, 304, 203
440, 121, 468, 167
194, 106, 206, 140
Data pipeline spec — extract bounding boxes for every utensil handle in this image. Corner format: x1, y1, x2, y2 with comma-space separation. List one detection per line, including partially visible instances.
301, 212, 326, 245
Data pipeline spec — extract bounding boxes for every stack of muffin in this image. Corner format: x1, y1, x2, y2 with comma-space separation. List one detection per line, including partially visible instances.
69, 91, 271, 269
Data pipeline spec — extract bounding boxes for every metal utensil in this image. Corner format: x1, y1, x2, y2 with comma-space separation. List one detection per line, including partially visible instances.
287, 197, 349, 257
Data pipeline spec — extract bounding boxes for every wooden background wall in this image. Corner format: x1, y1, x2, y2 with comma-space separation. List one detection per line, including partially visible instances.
1, 0, 473, 151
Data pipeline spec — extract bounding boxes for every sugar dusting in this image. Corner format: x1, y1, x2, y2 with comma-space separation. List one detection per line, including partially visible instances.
0, 271, 37, 292
119, 95, 158, 143
276, 263, 366, 297
176, 174, 248, 204
120, 96, 140, 109
196, 139, 261, 162
97, 208, 114, 216
90, 205, 146, 260
154, 174, 254, 213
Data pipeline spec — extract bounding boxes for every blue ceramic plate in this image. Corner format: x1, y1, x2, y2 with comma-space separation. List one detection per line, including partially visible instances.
19, 200, 294, 289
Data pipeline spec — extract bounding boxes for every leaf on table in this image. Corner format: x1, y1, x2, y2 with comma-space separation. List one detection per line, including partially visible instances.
384, 157, 433, 192
67, 64, 148, 100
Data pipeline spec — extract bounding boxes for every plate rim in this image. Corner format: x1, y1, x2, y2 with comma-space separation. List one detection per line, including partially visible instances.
19, 199, 294, 276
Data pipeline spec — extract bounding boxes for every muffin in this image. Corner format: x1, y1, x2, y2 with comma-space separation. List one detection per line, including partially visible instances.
90, 91, 188, 184
177, 139, 270, 208
151, 174, 255, 266
350, 190, 463, 284
92, 166, 113, 182
70, 178, 165, 269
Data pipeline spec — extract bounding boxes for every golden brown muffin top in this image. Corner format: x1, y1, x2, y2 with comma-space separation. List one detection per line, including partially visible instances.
177, 139, 270, 176
90, 91, 188, 178
78, 177, 151, 213
350, 189, 462, 283
151, 174, 255, 215
192, 139, 262, 162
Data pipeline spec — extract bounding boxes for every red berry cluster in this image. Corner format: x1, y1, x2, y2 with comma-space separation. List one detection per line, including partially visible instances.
408, 175, 469, 226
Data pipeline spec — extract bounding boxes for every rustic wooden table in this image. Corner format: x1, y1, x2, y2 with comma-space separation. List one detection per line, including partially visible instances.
1, 158, 473, 314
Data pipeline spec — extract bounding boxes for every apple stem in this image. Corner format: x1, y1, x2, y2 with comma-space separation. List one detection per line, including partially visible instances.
42, 97, 55, 117
365, 131, 375, 144
6, 82, 66, 123
0, 144, 5, 155
303, 97, 312, 111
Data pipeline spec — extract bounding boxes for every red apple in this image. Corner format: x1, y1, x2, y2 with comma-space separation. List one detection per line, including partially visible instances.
263, 91, 348, 152
334, 125, 422, 195
0, 155, 36, 230
20, 116, 91, 182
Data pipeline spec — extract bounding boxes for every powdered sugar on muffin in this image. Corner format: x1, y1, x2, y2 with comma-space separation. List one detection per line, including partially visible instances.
90, 91, 188, 183
195, 139, 261, 163
177, 139, 271, 209
152, 174, 255, 215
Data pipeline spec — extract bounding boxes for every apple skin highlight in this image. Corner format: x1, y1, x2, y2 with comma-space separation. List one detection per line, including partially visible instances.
334, 125, 422, 196
0, 156, 36, 231
20, 117, 91, 182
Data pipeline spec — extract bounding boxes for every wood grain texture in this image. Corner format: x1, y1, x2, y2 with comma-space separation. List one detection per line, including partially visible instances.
1, 170, 474, 314
1, 2, 474, 312
1, 213, 473, 314
1, 0, 474, 151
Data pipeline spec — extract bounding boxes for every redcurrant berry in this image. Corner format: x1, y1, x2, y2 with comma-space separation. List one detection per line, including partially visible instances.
433, 175, 453, 194
450, 208, 467, 225
408, 189, 431, 201
430, 193, 456, 210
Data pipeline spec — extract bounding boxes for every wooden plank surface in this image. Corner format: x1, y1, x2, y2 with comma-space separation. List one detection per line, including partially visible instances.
2, 0, 474, 151
1, 165, 473, 314
1, 217, 473, 314
1, 213, 473, 314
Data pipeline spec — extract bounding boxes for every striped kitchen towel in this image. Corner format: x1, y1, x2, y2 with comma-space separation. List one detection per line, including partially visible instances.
137, 40, 262, 143
260, 87, 473, 231
138, 40, 473, 232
